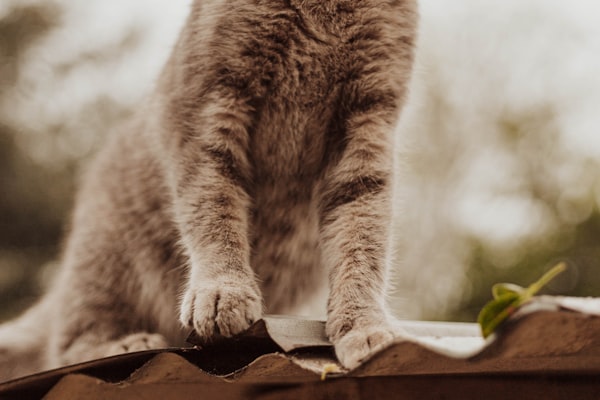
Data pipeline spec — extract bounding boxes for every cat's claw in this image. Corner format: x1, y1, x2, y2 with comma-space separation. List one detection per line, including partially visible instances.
179, 282, 263, 340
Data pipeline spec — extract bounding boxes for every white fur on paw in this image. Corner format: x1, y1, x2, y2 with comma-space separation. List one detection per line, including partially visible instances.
333, 326, 397, 370
109, 332, 168, 356
179, 282, 263, 340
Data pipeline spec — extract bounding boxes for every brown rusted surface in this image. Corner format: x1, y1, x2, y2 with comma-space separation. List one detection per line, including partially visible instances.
1, 303, 600, 399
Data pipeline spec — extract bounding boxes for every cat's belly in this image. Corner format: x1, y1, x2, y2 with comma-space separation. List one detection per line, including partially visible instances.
250, 186, 328, 316
249, 103, 332, 315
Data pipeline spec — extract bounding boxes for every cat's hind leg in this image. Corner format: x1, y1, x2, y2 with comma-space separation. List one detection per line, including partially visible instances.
48, 292, 171, 367
48, 288, 171, 366
56, 331, 168, 366
46, 254, 171, 367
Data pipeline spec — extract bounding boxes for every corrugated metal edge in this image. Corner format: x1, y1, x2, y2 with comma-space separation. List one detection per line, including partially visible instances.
2, 297, 600, 399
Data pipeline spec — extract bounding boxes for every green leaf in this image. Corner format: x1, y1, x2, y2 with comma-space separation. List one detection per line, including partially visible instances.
492, 283, 524, 299
478, 292, 521, 338
477, 262, 567, 338
524, 262, 566, 298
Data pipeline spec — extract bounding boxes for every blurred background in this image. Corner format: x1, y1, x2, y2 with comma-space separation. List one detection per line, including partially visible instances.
1, 0, 599, 323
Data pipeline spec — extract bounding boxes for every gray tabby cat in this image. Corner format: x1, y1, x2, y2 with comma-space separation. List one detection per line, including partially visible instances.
0, 0, 417, 381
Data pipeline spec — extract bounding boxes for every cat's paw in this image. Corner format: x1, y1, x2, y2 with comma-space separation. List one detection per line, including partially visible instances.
106, 332, 168, 356
332, 325, 399, 370
179, 282, 263, 340
60, 332, 169, 365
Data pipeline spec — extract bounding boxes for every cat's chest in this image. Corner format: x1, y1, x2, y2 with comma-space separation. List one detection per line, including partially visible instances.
249, 53, 342, 178
249, 91, 335, 179
217, 4, 351, 177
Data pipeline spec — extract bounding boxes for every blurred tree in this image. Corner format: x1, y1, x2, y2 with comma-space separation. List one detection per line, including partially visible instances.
388, 0, 600, 322
0, 2, 67, 321
0, 2, 59, 86
0, 0, 186, 322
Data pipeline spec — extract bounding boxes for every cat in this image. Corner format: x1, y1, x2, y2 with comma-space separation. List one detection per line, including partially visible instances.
0, 0, 417, 381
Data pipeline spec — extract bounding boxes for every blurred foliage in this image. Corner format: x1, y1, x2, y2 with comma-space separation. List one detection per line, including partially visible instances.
0, 0, 177, 322
454, 213, 600, 322
0, 2, 59, 85
0, 2, 68, 321
0, 1, 143, 321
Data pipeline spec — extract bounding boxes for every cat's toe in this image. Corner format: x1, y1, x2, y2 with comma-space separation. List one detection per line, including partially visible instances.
117, 332, 169, 352
179, 282, 263, 340
100, 332, 168, 358
333, 325, 401, 370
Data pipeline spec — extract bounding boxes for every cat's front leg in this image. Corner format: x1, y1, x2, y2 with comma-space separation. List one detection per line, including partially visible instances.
319, 97, 405, 370
320, 167, 400, 368
168, 91, 263, 342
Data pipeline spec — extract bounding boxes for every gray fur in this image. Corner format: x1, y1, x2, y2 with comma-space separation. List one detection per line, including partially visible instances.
0, 0, 417, 381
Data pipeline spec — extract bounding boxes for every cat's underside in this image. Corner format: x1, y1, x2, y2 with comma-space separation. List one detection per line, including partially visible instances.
0, 0, 417, 381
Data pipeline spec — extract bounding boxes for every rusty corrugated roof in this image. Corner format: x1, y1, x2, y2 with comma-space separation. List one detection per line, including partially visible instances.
1, 296, 599, 399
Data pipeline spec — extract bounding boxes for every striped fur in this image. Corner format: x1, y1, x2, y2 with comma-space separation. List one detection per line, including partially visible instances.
0, 0, 417, 381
